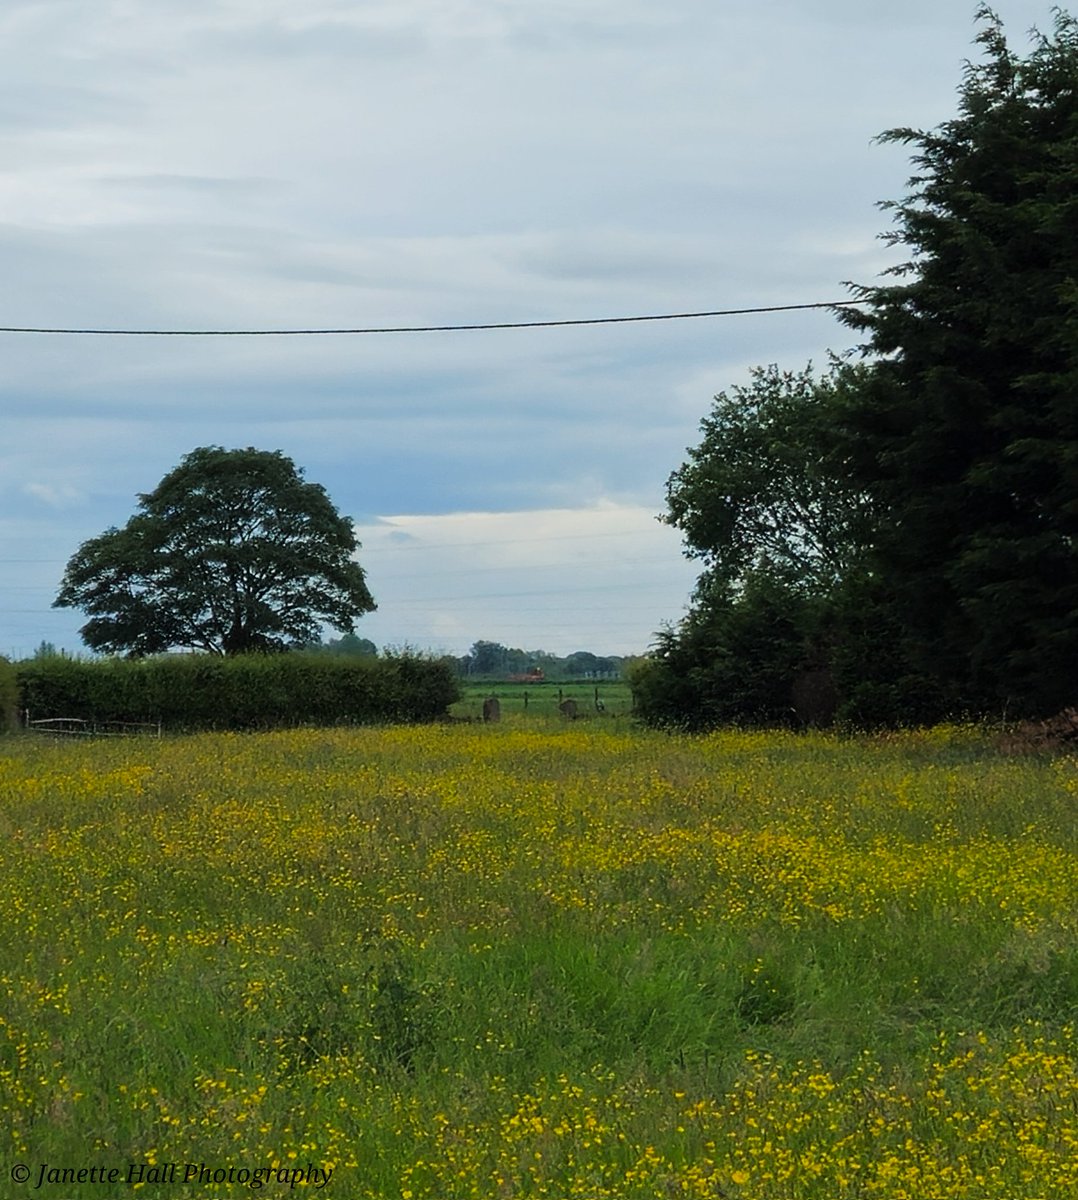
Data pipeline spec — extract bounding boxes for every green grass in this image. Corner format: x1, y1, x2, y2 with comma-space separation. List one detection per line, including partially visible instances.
1, 723, 1076, 1197
452, 678, 633, 720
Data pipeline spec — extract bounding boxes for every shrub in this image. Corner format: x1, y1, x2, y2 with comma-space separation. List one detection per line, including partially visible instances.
16, 652, 460, 731
0, 655, 18, 732
631, 571, 820, 730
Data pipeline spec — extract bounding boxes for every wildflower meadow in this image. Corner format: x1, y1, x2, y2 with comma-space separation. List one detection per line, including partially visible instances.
1, 721, 1076, 1198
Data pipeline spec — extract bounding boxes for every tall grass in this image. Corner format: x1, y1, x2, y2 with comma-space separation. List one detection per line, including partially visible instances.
1, 722, 1075, 1196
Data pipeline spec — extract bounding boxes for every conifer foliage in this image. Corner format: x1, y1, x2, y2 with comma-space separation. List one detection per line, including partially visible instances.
837, 6, 1078, 718
639, 8, 1078, 726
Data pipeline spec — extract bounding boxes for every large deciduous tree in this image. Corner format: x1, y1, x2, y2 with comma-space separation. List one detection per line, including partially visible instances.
55, 446, 376, 656
837, 5, 1078, 718
633, 361, 871, 728
663, 361, 874, 597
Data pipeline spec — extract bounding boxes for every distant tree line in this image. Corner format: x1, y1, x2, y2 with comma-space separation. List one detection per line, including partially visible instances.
633, 9, 1078, 729
297, 637, 630, 680
456, 640, 629, 681
302, 633, 379, 658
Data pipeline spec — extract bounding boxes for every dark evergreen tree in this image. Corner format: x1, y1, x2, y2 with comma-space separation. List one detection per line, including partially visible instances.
837, 7, 1078, 718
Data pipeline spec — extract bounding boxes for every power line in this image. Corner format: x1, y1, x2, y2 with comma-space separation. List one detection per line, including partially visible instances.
0, 299, 867, 337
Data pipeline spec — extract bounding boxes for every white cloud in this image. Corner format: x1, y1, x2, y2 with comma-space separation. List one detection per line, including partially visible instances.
352, 503, 699, 657
22, 482, 83, 508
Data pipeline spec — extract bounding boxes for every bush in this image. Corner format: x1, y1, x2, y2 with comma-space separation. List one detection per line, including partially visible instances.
631, 570, 822, 731
0, 656, 18, 732
16, 652, 460, 731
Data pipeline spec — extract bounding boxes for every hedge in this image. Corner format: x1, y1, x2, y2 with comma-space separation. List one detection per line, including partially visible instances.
16, 652, 460, 731
0, 656, 17, 733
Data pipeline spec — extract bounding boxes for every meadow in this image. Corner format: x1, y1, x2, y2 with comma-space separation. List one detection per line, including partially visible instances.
1, 720, 1076, 1198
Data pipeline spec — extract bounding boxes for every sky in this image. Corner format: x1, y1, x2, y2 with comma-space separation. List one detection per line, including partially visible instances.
0, 0, 1061, 660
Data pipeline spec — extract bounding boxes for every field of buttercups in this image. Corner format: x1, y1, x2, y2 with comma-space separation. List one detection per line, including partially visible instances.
1, 722, 1076, 1198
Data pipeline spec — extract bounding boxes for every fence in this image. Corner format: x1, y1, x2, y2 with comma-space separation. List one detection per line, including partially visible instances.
460, 682, 633, 721
24, 714, 162, 738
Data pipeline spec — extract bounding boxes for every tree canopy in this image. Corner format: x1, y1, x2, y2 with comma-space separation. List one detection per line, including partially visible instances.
55, 446, 375, 656
637, 7, 1078, 727
836, 5, 1078, 717
635, 362, 869, 728
663, 361, 874, 598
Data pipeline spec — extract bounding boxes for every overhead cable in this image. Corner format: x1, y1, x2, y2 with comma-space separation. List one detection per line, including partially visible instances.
0, 299, 867, 337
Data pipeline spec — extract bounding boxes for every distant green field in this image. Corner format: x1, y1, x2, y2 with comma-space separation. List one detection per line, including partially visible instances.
453, 678, 633, 720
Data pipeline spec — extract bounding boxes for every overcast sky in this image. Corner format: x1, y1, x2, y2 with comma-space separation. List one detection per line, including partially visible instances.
0, 0, 1059, 659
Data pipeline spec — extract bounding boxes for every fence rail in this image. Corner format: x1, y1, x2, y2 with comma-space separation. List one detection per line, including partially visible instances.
24, 714, 162, 738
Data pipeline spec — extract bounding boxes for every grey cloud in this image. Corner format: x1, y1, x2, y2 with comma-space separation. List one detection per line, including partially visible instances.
767, 0, 1048, 36
501, 8, 710, 54
97, 173, 286, 197
0, 84, 128, 133
199, 19, 428, 62
508, 230, 735, 286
